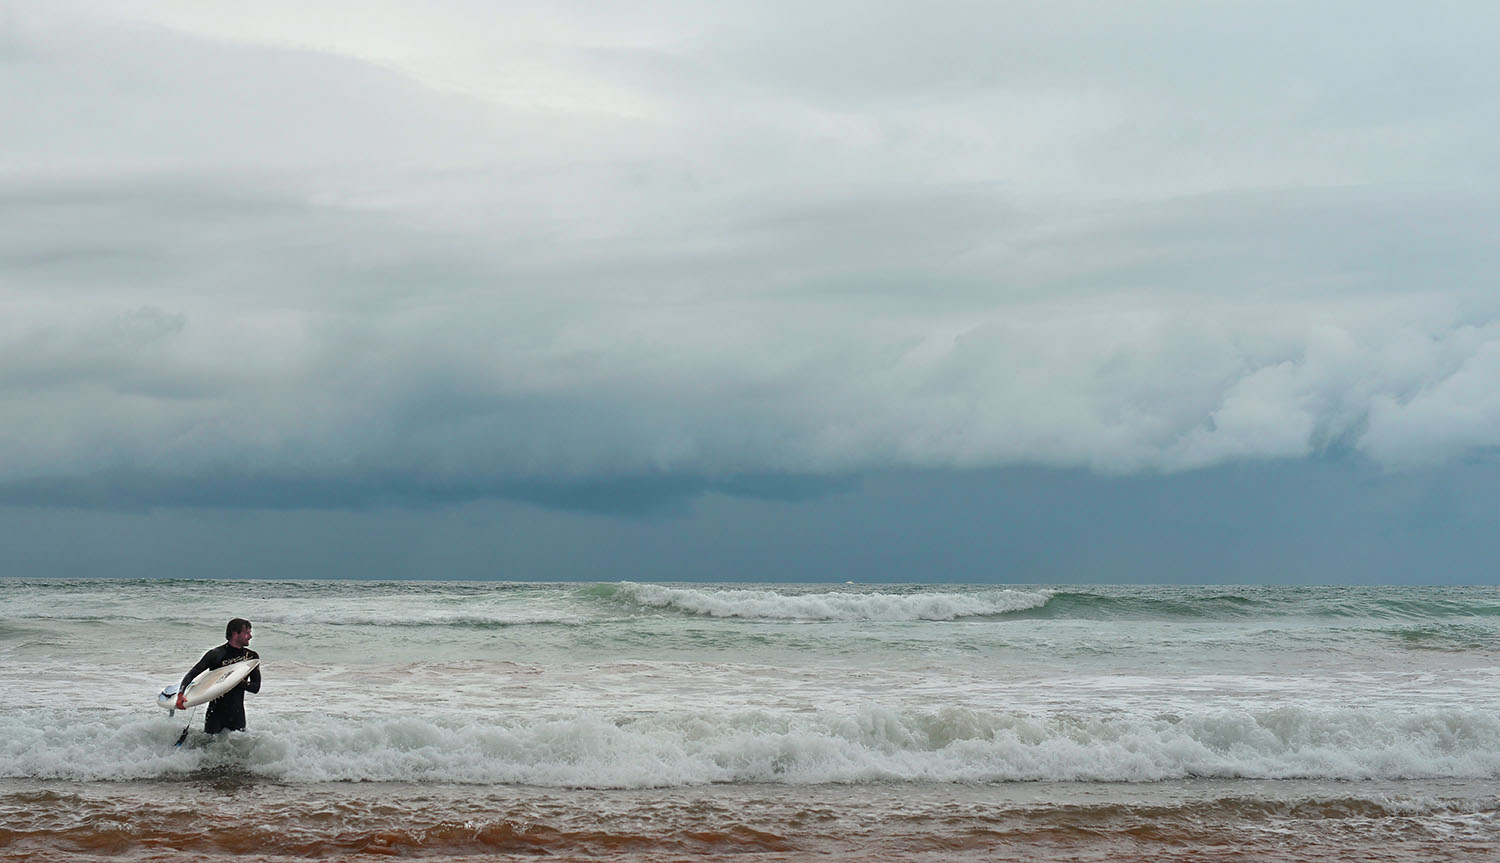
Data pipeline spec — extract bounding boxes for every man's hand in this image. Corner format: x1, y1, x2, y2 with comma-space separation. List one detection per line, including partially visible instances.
175, 691, 187, 710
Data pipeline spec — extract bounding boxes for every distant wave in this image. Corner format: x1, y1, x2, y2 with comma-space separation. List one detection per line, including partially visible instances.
259, 611, 586, 628
1019, 591, 1267, 621
586, 584, 1500, 626
602, 583, 1054, 621
964, 589, 1500, 624
5, 704, 1497, 787
1390, 622, 1500, 652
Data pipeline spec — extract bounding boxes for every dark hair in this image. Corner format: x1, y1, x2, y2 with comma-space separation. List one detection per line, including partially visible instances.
226, 618, 252, 639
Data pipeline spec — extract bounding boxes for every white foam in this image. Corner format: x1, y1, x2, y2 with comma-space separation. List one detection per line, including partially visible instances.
4, 704, 1497, 788
615, 584, 1053, 621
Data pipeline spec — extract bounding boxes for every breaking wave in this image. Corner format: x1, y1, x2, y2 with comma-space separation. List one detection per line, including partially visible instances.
4, 704, 1498, 788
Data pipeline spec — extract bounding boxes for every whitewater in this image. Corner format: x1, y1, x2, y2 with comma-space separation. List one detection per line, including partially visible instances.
2, 580, 1498, 861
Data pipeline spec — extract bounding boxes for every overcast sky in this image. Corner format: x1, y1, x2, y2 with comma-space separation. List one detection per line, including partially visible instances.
3, 1, 1498, 582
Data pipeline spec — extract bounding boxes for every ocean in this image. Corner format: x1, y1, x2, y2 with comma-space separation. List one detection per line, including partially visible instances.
1, 579, 1497, 861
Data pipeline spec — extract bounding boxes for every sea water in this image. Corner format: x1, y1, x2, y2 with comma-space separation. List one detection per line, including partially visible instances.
1, 579, 1497, 861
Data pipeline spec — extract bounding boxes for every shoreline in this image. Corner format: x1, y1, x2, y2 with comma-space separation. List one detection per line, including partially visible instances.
6, 776, 1497, 861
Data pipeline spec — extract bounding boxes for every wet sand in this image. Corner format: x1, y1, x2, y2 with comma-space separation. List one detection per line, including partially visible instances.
5, 776, 1497, 862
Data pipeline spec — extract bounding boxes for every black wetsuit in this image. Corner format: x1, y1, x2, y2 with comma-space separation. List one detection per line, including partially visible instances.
180, 644, 261, 733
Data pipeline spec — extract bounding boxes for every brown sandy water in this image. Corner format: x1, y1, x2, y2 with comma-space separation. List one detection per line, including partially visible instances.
4, 777, 1497, 862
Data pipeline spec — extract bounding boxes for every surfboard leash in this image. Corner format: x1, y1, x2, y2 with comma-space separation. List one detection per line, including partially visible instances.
173, 705, 199, 747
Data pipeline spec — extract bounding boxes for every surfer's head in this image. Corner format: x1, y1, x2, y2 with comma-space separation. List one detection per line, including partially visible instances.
226, 618, 253, 647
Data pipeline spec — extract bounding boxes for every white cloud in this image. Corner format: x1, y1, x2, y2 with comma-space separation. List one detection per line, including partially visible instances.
1361, 332, 1500, 467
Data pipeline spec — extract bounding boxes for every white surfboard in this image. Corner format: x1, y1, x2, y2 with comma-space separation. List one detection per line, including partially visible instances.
157, 658, 260, 711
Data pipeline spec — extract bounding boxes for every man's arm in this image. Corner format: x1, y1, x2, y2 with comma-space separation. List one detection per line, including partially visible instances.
176, 646, 221, 709
179, 647, 221, 690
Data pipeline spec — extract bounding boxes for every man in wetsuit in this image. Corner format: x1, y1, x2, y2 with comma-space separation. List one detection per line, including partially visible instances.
178, 618, 261, 733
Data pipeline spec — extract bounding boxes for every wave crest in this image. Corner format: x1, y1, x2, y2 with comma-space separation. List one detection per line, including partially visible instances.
609, 584, 1053, 621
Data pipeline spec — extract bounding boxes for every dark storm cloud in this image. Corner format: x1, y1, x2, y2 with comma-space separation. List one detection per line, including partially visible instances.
5, 461, 1496, 583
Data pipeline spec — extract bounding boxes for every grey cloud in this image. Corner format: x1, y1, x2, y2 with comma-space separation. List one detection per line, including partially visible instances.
718, 1, 1499, 114
0, 466, 854, 516
4, 4, 1500, 513
2, 16, 522, 173
6, 175, 1500, 505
